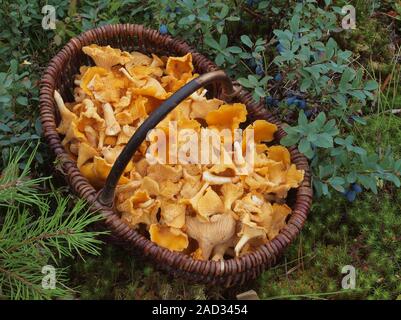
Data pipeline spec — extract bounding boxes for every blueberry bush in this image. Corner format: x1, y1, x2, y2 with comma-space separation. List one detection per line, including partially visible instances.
1, 0, 401, 299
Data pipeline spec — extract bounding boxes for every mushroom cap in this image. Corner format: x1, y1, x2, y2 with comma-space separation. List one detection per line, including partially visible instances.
165, 53, 194, 80
205, 103, 247, 131
149, 224, 189, 252
83, 44, 131, 69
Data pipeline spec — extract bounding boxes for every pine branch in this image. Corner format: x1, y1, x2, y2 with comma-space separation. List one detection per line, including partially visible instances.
0, 144, 108, 299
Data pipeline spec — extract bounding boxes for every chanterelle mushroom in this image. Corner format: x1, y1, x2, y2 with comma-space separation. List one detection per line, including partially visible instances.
102, 102, 121, 136
234, 214, 267, 256
54, 90, 78, 135
185, 213, 236, 260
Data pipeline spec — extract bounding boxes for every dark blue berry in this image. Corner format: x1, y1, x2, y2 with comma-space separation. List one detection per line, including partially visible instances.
166, 5, 172, 13
352, 183, 363, 193
159, 24, 168, 34
247, 0, 255, 6
274, 73, 282, 81
296, 99, 307, 110
276, 43, 285, 53
174, 7, 181, 13
305, 109, 313, 118
265, 96, 279, 107
346, 190, 357, 202
286, 96, 297, 105
255, 65, 264, 76
248, 58, 257, 69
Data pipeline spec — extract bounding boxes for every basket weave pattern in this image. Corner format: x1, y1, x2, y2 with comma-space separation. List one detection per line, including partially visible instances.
39, 24, 313, 287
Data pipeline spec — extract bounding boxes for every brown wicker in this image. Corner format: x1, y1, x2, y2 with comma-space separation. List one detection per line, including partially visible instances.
39, 24, 313, 287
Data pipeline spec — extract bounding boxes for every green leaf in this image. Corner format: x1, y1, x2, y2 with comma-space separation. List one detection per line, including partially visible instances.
364, 80, 379, 91
219, 34, 228, 49
254, 86, 266, 98
240, 35, 253, 48
298, 111, 308, 127
215, 53, 225, 66
298, 138, 312, 156
0, 123, 12, 132
16, 96, 28, 106
227, 46, 242, 54
237, 77, 252, 88
204, 36, 220, 50
314, 133, 333, 148
300, 77, 312, 92
328, 176, 345, 192
289, 15, 300, 33
281, 134, 300, 146
312, 112, 326, 129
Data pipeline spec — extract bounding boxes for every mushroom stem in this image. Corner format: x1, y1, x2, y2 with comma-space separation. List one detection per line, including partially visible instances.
102, 102, 121, 136
234, 234, 250, 257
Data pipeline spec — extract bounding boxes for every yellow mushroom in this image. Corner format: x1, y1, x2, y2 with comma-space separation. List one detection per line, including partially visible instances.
266, 204, 292, 240
140, 176, 160, 196
54, 90, 77, 135
205, 103, 248, 131
221, 183, 244, 212
185, 213, 236, 260
149, 224, 189, 252
126, 51, 153, 68
196, 187, 225, 221
77, 142, 99, 169
160, 201, 186, 229
83, 44, 131, 69
190, 97, 223, 120
102, 102, 121, 136
165, 53, 194, 80
147, 164, 182, 183
202, 171, 234, 185
116, 125, 135, 145
234, 214, 267, 256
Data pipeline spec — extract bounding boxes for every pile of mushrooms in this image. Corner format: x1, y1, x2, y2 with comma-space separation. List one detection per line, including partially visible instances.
55, 44, 305, 260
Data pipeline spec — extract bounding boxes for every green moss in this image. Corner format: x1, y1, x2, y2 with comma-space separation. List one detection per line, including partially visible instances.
258, 192, 401, 300
69, 245, 232, 300
356, 114, 401, 156
334, 1, 393, 68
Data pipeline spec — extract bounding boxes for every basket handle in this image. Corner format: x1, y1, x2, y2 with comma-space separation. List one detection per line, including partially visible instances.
98, 70, 237, 207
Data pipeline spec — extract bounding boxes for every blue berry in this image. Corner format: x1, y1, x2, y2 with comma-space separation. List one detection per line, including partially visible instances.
166, 5, 172, 13
286, 96, 297, 105
255, 65, 264, 76
159, 24, 168, 34
175, 7, 182, 13
305, 109, 313, 118
276, 43, 285, 53
346, 190, 357, 202
247, 0, 255, 6
248, 58, 257, 69
296, 99, 307, 110
352, 183, 363, 193
274, 73, 282, 81
265, 96, 279, 107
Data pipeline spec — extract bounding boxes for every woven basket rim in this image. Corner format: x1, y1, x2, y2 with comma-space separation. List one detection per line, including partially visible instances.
39, 23, 313, 285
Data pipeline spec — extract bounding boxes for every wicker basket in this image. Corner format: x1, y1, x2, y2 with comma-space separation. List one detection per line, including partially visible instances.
39, 24, 313, 287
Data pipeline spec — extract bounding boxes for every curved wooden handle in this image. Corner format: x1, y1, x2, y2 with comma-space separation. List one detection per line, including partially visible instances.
98, 70, 236, 207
